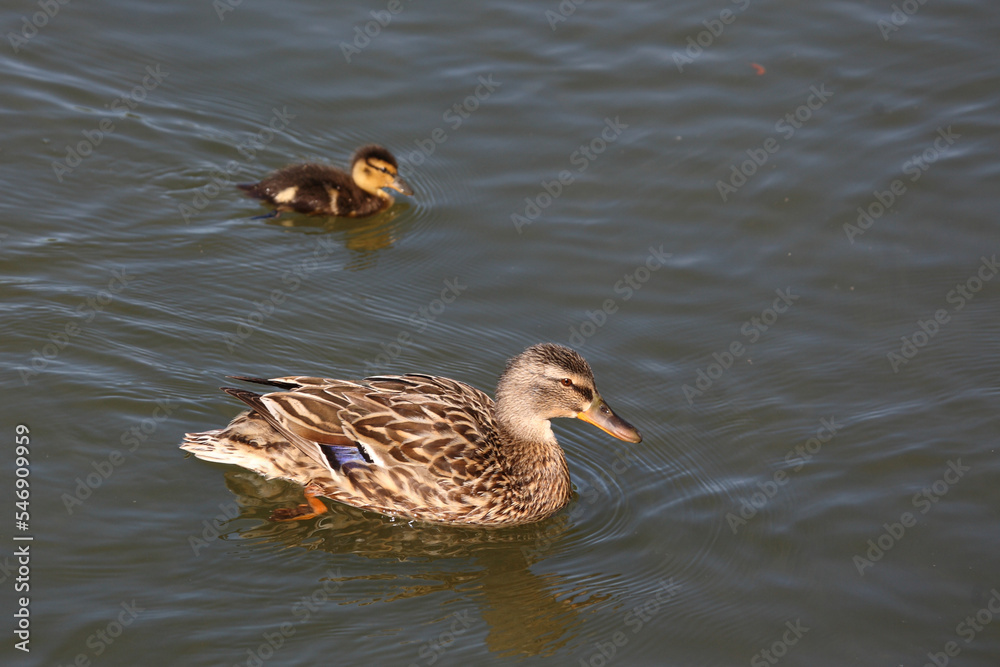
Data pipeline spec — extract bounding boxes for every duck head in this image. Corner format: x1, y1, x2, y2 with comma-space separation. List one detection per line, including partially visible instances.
494, 343, 642, 446
351, 144, 413, 197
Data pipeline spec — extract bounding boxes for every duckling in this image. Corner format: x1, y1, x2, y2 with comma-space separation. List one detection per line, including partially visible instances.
238, 144, 413, 218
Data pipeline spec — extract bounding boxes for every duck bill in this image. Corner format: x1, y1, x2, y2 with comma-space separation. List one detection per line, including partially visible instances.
576, 396, 642, 443
389, 176, 413, 196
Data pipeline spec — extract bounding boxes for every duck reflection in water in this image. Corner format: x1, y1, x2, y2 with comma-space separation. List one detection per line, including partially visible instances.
207, 471, 612, 658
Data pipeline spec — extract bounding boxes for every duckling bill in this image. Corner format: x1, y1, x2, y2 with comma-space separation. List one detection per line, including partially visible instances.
181, 343, 642, 526
238, 144, 412, 218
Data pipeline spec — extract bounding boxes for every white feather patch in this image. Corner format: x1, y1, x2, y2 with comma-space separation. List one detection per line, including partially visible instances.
325, 187, 340, 214
274, 186, 298, 203
357, 442, 385, 467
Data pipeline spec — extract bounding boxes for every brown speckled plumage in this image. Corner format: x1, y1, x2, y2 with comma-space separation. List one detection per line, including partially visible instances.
181, 343, 642, 525
238, 144, 413, 217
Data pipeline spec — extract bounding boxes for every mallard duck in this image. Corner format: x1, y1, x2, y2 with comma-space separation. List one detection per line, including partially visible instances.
237, 144, 412, 217
181, 343, 642, 526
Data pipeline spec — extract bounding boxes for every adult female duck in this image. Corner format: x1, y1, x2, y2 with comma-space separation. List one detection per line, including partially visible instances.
181, 343, 641, 525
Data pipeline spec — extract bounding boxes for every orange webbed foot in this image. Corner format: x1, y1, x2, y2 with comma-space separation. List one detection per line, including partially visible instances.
270, 484, 328, 522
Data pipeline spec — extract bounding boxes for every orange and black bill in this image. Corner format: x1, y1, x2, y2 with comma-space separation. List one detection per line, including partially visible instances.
577, 396, 642, 443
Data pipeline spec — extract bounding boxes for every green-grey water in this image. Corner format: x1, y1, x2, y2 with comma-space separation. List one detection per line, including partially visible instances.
2, 1, 999, 665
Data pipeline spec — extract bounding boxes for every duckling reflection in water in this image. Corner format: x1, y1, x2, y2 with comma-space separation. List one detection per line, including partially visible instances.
238, 144, 413, 218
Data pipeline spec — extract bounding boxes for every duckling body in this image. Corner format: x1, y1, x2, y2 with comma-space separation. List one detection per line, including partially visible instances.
238, 144, 412, 217
181, 343, 642, 526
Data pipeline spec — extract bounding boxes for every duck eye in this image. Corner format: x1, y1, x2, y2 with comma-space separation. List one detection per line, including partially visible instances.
560, 378, 573, 387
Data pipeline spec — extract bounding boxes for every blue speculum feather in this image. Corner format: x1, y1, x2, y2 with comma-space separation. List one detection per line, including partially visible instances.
320, 443, 368, 470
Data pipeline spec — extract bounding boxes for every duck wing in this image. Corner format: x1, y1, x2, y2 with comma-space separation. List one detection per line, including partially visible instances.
229, 374, 502, 489
352, 374, 501, 483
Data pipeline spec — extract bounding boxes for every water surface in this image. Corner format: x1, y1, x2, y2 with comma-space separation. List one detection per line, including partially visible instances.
2, 1, 999, 665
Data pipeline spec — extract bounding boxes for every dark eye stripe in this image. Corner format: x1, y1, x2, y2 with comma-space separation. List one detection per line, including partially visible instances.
366, 161, 393, 174
556, 376, 593, 402
570, 384, 593, 402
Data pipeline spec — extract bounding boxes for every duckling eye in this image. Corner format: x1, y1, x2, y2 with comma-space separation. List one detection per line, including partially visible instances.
560, 378, 573, 387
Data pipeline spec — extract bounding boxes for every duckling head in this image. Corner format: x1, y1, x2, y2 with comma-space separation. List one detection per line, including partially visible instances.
351, 144, 413, 197
495, 343, 642, 446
